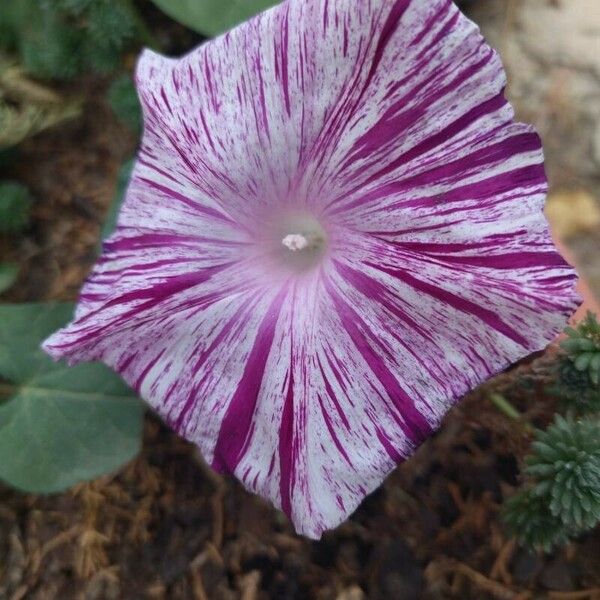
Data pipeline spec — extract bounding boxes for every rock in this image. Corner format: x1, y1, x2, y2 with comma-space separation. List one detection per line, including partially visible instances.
512, 549, 544, 587
545, 191, 600, 239
466, 0, 600, 184
539, 556, 576, 591
368, 539, 424, 600
336, 585, 367, 600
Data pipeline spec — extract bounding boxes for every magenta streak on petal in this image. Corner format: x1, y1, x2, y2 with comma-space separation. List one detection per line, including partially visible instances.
365, 219, 464, 237
171, 70, 180, 93
211, 287, 288, 475
386, 6, 459, 103
363, 0, 412, 89
253, 53, 271, 141
316, 393, 353, 467
87, 257, 231, 284
388, 133, 541, 190
279, 4, 292, 117
82, 269, 229, 317
316, 354, 351, 430
278, 363, 295, 518
134, 348, 167, 392
303, 8, 383, 173
327, 94, 511, 213
342, 45, 492, 169
49, 266, 232, 352
83, 260, 204, 289
103, 233, 203, 252
401, 250, 570, 270
173, 299, 257, 432
368, 262, 529, 347
182, 122, 200, 146
326, 280, 433, 447
137, 157, 182, 186
382, 239, 514, 254
203, 57, 218, 113
334, 260, 435, 344
160, 87, 173, 115
199, 110, 217, 152
333, 260, 445, 398
390, 248, 571, 315
354, 55, 496, 162
392, 165, 546, 212
375, 427, 403, 462
139, 178, 236, 224
411, 2, 457, 51
322, 0, 329, 30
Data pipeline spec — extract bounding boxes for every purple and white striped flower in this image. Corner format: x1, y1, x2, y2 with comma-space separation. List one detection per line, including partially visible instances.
44, 0, 579, 538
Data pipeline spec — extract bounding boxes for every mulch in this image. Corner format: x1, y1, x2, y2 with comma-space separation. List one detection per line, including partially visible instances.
2, 355, 600, 599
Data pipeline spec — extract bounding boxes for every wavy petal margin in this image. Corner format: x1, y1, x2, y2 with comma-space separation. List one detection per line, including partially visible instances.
44, 0, 580, 538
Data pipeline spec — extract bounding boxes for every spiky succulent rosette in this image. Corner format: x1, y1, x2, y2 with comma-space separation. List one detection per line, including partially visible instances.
44, 0, 580, 538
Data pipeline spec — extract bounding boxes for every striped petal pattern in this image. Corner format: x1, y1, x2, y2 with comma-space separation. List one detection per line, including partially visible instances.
44, 0, 579, 538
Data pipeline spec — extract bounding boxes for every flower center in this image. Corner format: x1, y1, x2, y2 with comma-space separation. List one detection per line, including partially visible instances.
262, 212, 328, 274
282, 233, 309, 251
281, 232, 324, 252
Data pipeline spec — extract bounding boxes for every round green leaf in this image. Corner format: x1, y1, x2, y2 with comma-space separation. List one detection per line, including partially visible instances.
0, 263, 18, 294
0, 181, 32, 233
101, 159, 134, 242
149, 0, 281, 36
0, 303, 144, 493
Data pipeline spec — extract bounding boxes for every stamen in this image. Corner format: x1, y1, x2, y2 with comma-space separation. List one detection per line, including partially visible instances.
282, 233, 310, 252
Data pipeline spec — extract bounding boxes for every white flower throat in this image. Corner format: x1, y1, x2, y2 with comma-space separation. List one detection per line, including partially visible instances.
269, 213, 328, 272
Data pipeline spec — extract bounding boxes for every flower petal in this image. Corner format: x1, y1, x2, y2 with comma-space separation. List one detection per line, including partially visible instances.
44, 0, 579, 539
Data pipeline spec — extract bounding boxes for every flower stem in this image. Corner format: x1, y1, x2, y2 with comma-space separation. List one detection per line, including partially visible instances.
489, 393, 534, 434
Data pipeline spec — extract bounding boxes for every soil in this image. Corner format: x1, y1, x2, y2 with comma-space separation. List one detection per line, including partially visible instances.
2, 3, 600, 599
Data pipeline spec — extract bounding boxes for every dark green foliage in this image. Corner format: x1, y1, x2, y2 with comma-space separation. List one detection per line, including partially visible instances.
0, 14, 17, 52
550, 360, 600, 414
19, 6, 81, 80
504, 415, 600, 551
0, 148, 17, 169
551, 313, 600, 413
0, 263, 19, 294
107, 75, 142, 133
0, 0, 145, 80
503, 488, 572, 553
101, 159, 134, 242
526, 416, 600, 530
503, 316, 600, 553
83, 1, 138, 73
561, 313, 600, 386
0, 181, 33, 233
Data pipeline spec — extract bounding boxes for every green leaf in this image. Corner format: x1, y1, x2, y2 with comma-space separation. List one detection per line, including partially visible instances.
0, 181, 33, 233
590, 354, 600, 381
101, 159, 133, 242
575, 353, 594, 372
107, 74, 142, 133
149, 0, 281, 37
0, 263, 18, 294
578, 339, 597, 351
0, 303, 143, 493
560, 338, 583, 353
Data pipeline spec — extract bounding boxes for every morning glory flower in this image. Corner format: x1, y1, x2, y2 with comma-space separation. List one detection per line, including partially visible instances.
44, 0, 579, 538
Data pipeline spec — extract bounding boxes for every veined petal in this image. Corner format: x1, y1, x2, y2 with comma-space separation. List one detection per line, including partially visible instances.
44, 0, 579, 539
